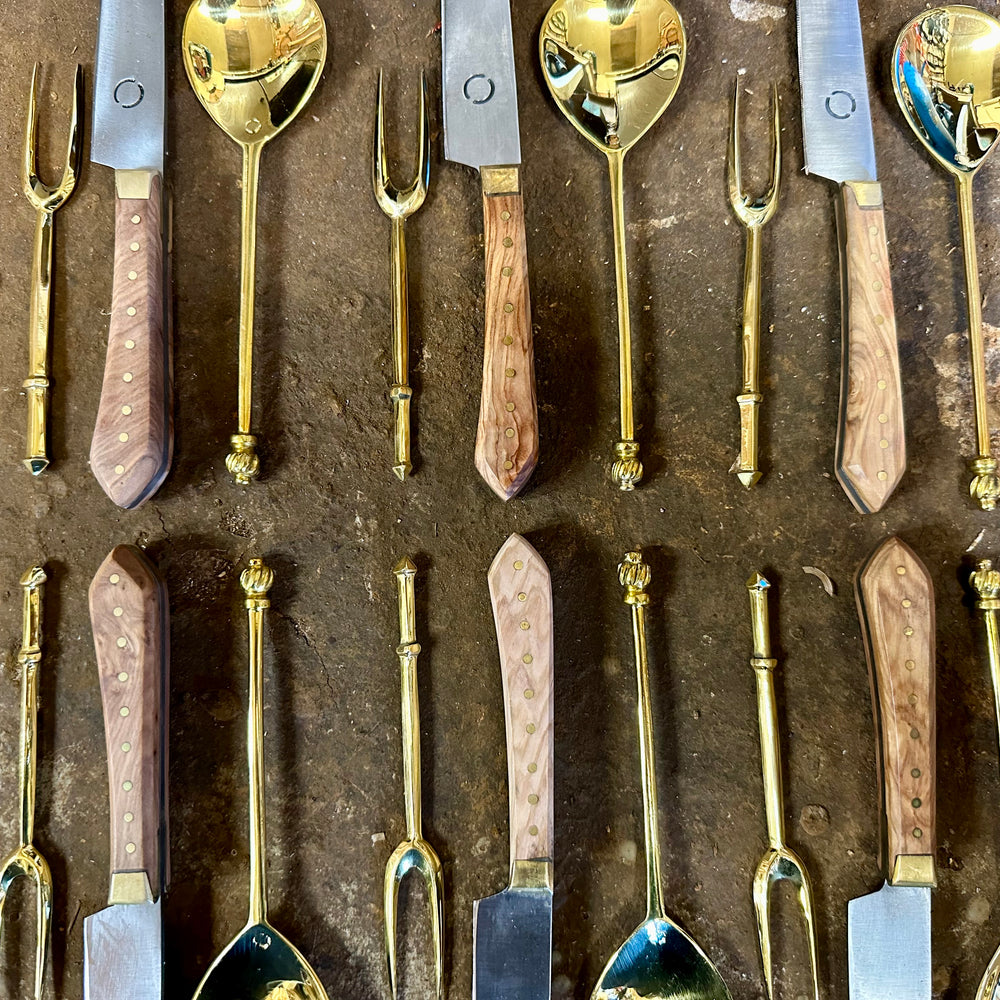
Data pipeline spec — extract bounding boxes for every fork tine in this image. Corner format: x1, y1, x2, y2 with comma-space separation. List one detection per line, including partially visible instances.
22, 63, 40, 199
62, 65, 84, 196
766, 84, 781, 209
384, 848, 402, 1000
727, 78, 742, 214
33, 865, 52, 1000
752, 861, 775, 1000
796, 863, 820, 1000
416, 70, 430, 200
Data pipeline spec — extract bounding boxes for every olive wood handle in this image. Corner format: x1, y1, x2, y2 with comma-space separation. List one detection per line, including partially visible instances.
835, 181, 905, 513
476, 175, 538, 500
855, 535, 935, 886
89, 544, 168, 895
91, 173, 172, 509
487, 533, 553, 862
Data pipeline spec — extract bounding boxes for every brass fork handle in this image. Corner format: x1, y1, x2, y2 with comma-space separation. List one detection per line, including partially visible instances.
393, 557, 423, 839
17, 567, 46, 849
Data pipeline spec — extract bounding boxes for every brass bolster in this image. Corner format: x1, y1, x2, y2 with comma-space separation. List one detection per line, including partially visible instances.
115, 168, 157, 201
109, 870, 154, 905
482, 165, 521, 196
844, 179, 883, 209
977, 598, 1000, 612
890, 854, 936, 888
510, 858, 553, 891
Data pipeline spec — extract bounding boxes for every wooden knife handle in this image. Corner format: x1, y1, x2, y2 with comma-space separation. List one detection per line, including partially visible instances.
91, 172, 172, 509
476, 171, 539, 501
488, 533, 553, 862
835, 181, 905, 514
855, 535, 935, 886
89, 545, 168, 893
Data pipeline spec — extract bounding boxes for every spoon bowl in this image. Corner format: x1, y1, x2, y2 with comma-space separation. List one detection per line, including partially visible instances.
539, 0, 685, 490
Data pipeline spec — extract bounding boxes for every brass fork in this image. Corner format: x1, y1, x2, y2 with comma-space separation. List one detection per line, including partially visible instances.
728, 81, 780, 489
384, 557, 444, 1000
21, 64, 83, 476
0, 567, 53, 1000
373, 71, 430, 481
746, 573, 818, 1000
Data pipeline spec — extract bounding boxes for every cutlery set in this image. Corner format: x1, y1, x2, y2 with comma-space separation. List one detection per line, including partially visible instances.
9, 0, 1000, 999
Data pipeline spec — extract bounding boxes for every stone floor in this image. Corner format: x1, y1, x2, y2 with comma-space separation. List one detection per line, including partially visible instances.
0, 0, 999, 998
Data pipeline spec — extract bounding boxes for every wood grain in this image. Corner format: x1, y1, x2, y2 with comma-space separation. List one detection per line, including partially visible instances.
91, 174, 173, 510
476, 188, 539, 501
855, 535, 935, 881
488, 533, 553, 862
89, 545, 168, 890
835, 181, 905, 514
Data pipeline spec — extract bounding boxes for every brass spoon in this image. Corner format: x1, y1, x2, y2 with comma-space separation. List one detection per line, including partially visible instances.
540, 1, 685, 491
593, 552, 732, 1000
893, 7, 1000, 510
182, 0, 327, 485
191, 559, 329, 1000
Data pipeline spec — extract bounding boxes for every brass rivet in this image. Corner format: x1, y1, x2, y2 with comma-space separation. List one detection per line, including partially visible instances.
114, 464, 125, 475
113, 607, 124, 617
122, 405, 132, 416
505, 368, 516, 377
126, 842, 136, 854
506, 402, 515, 412
877, 471, 888, 481
526, 723, 536, 734
118, 672, 128, 682
524, 688, 534, 699
514, 560, 524, 570
878, 413, 888, 424
503, 335, 513, 345
878, 379, 887, 390
876, 348, 886, 357
912, 798, 922, 809
869, 225, 879, 236
131, 214, 141, 224
502, 266, 512, 277
913, 828, 923, 838
528, 825, 539, 836
908, 693, 918, 705
517, 592, 527, 601
872, 280, 883, 292
520, 620, 530, 630
125, 339, 135, 349
119, 432, 129, 443
126, 307, 137, 317
896, 566, 907, 576
130, 242, 140, 252
528, 793, 539, 805
523, 653, 533, 664
875, 314, 885, 325
870, 252, 879, 262
905, 659, 915, 670
503, 460, 513, 470
122, 780, 133, 791
880, 439, 889, 449
117, 637, 127, 648
902, 599, 912, 608
503, 236, 513, 247
109, 574, 120, 584
124, 812, 134, 822
528, 762, 537, 773
904, 626, 914, 636
504, 303, 514, 314
910, 728, 920, 739
123, 373, 133, 383
501, 210, 511, 220
911, 768, 921, 778
122, 742, 131, 753
505, 428, 515, 438
120, 706, 129, 717
127, 270, 138, 281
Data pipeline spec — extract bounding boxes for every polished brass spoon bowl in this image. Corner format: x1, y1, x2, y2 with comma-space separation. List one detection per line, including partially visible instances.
182, 0, 327, 485
191, 560, 328, 1000
893, 6, 1000, 510
539, 0, 685, 491
594, 553, 732, 1000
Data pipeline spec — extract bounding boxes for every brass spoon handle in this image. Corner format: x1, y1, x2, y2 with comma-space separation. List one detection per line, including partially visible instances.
17, 566, 45, 848
619, 551, 663, 920
956, 173, 1000, 508
746, 573, 785, 850
242, 557, 273, 926
394, 557, 422, 840
229, 144, 264, 486
608, 153, 642, 492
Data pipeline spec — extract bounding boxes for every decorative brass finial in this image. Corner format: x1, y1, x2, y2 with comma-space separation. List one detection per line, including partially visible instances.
613, 440, 643, 491
971, 457, 1000, 511
619, 550, 651, 605
228, 433, 260, 485
20, 565, 47, 590
241, 558, 274, 609
973, 559, 1000, 609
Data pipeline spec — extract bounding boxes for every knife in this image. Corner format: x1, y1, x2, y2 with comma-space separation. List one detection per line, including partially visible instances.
84, 544, 168, 1000
91, 0, 172, 509
443, 0, 539, 501
851, 535, 935, 1000
797, 0, 905, 513
476, 533, 553, 1000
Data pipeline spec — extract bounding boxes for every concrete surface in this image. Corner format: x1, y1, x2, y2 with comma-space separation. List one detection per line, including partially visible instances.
0, 1, 999, 998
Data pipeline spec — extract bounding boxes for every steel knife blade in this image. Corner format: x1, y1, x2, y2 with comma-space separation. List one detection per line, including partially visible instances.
442, 0, 538, 500
797, 0, 905, 514
474, 534, 553, 1000
851, 535, 936, 1000
84, 545, 168, 1000
90, 0, 172, 510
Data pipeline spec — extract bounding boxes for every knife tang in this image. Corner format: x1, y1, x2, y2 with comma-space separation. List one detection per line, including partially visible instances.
89, 544, 168, 901
91, 172, 172, 510
835, 181, 905, 513
856, 535, 935, 885
488, 533, 553, 864
476, 169, 539, 501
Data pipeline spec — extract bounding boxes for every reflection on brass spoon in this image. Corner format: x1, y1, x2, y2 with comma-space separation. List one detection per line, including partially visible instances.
893, 6, 1000, 510
182, 0, 327, 485
190, 560, 329, 1000
539, 0, 685, 491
